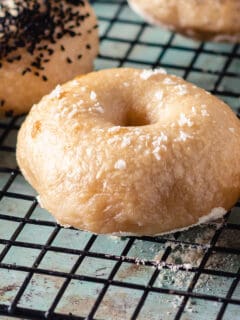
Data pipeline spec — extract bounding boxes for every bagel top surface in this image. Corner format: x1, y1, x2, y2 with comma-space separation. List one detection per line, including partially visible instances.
17, 68, 240, 236
128, 0, 240, 42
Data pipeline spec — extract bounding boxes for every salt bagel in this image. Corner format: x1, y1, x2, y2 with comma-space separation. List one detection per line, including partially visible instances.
17, 68, 240, 236
128, 0, 240, 42
0, 0, 98, 117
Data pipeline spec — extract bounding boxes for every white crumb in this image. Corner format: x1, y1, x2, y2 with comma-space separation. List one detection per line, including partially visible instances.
198, 207, 226, 224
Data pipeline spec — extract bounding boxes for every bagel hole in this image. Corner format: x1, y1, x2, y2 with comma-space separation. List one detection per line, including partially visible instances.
123, 110, 151, 127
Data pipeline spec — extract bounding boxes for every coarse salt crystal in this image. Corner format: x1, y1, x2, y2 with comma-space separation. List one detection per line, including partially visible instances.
90, 91, 97, 100
152, 132, 168, 147
163, 77, 175, 85
175, 84, 188, 96
229, 127, 235, 133
121, 136, 131, 148
201, 109, 209, 117
153, 146, 161, 160
155, 91, 163, 100
114, 159, 126, 170
178, 113, 193, 127
140, 68, 167, 80
123, 82, 130, 87
86, 148, 92, 156
175, 131, 192, 142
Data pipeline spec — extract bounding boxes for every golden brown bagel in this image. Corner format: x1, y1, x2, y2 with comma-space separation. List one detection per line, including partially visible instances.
0, 0, 98, 117
128, 0, 240, 42
17, 68, 240, 236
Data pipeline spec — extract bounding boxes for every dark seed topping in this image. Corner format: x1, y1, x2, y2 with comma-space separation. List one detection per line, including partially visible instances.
0, 0, 98, 82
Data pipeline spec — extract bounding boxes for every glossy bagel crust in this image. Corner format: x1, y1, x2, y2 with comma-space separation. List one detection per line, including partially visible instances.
128, 0, 240, 42
17, 68, 240, 236
0, 0, 98, 117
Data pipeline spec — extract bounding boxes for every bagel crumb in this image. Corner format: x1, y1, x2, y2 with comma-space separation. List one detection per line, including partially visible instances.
114, 159, 126, 170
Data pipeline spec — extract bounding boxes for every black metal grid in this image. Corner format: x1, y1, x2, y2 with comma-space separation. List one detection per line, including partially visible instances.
0, 0, 240, 319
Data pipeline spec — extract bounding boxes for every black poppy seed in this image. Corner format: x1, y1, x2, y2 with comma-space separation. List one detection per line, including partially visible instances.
66, 57, 72, 64
86, 44, 91, 50
0, 100, 5, 107
34, 72, 40, 76
93, 24, 98, 29
60, 44, 65, 51
48, 49, 54, 55
22, 67, 31, 75
77, 54, 82, 59
69, 31, 76, 37
42, 75, 48, 81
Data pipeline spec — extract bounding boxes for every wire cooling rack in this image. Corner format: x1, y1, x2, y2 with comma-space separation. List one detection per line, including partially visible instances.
0, 0, 240, 319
